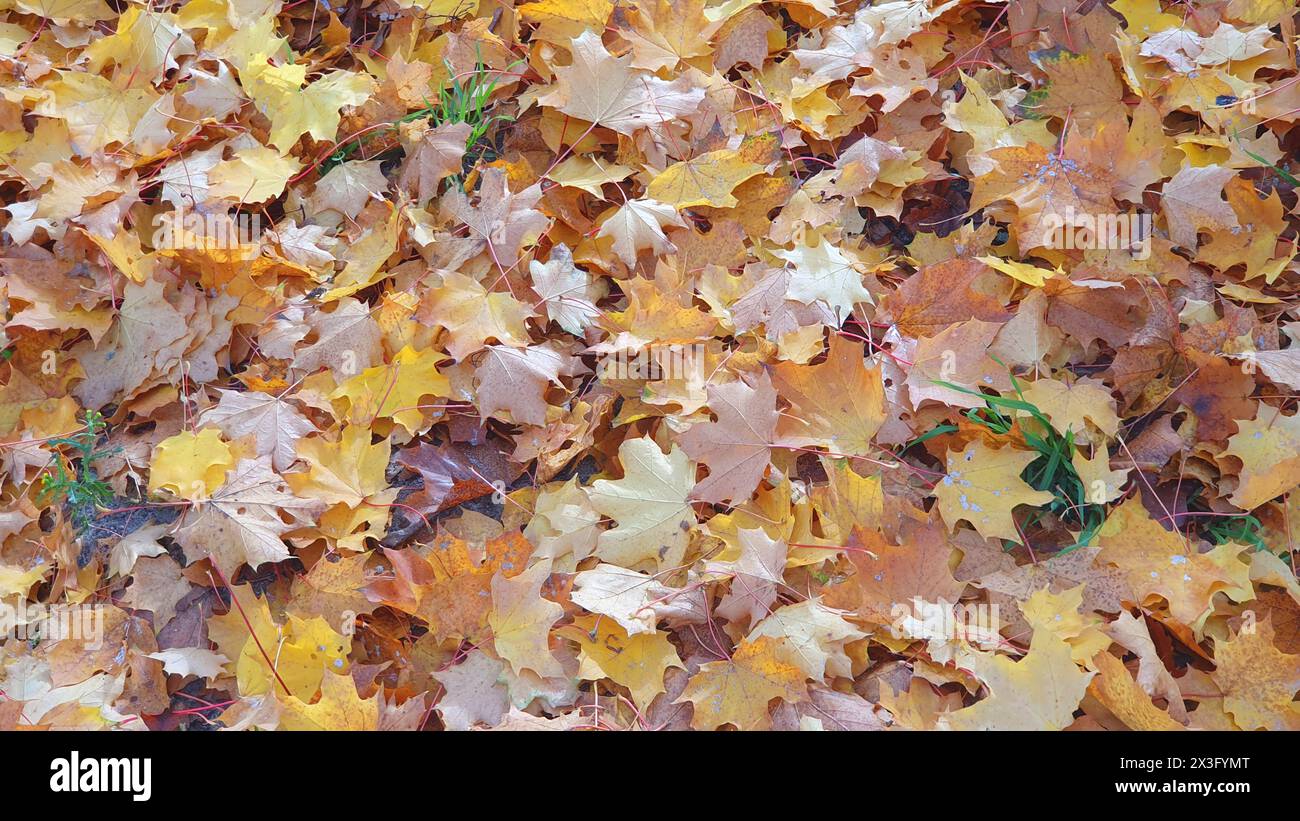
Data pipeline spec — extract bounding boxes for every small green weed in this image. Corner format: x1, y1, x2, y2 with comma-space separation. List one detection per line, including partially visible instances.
37, 409, 119, 533
1202, 511, 1267, 551
1185, 488, 1268, 551
321, 54, 518, 189
1232, 125, 1299, 186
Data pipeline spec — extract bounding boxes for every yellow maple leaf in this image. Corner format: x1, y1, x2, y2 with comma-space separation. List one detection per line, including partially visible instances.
1222, 408, 1300, 510
1022, 585, 1112, 666
488, 558, 565, 678
808, 457, 882, 548
418, 270, 533, 361
14, 0, 114, 23
39, 71, 159, 155
1018, 376, 1120, 441
943, 73, 1054, 175
647, 149, 765, 209
676, 636, 807, 730
1071, 445, 1129, 504
588, 436, 696, 571
749, 599, 865, 679
175, 457, 324, 575
518, 0, 614, 44
560, 615, 684, 710
771, 334, 884, 456
772, 236, 873, 321
939, 628, 1093, 730
316, 496, 395, 552
0, 563, 49, 597
546, 155, 635, 197
84, 7, 195, 84
148, 428, 234, 500
932, 440, 1054, 544
207, 145, 303, 203
625, 0, 713, 70
209, 585, 351, 701
1211, 618, 1300, 731
1095, 498, 1253, 635
286, 551, 378, 632
976, 255, 1058, 288
242, 64, 374, 153
280, 670, 379, 730
322, 204, 401, 302
1110, 0, 1182, 33
1088, 650, 1185, 730
329, 345, 450, 435
287, 426, 390, 508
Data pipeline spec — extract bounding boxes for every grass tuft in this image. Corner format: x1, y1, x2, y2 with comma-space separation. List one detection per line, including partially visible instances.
37, 409, 119, 534
934, 370, 1107, 553
321, 52, 518, 190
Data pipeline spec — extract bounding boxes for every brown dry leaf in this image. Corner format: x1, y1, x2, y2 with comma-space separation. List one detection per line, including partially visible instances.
398, 122, 472, 205
419, 270, 534, 360
1161, 165, 1240, 249
907, 318, 1011, 409
714, 527, 788, 630
286, 552, 379, 633
971, 142, 1118, 250
431, 649, 511, 731
843, 522, 965, 626
880, 259, 1011, 339
176, 458, 325, 576
771, 334, 884, 456
1028, 48, 1125, 126
679, 371, 780, 505
199, 389, 317, 471
596, 199, 686, 266
474, 345, 571, 426
122, 555, 190, 629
